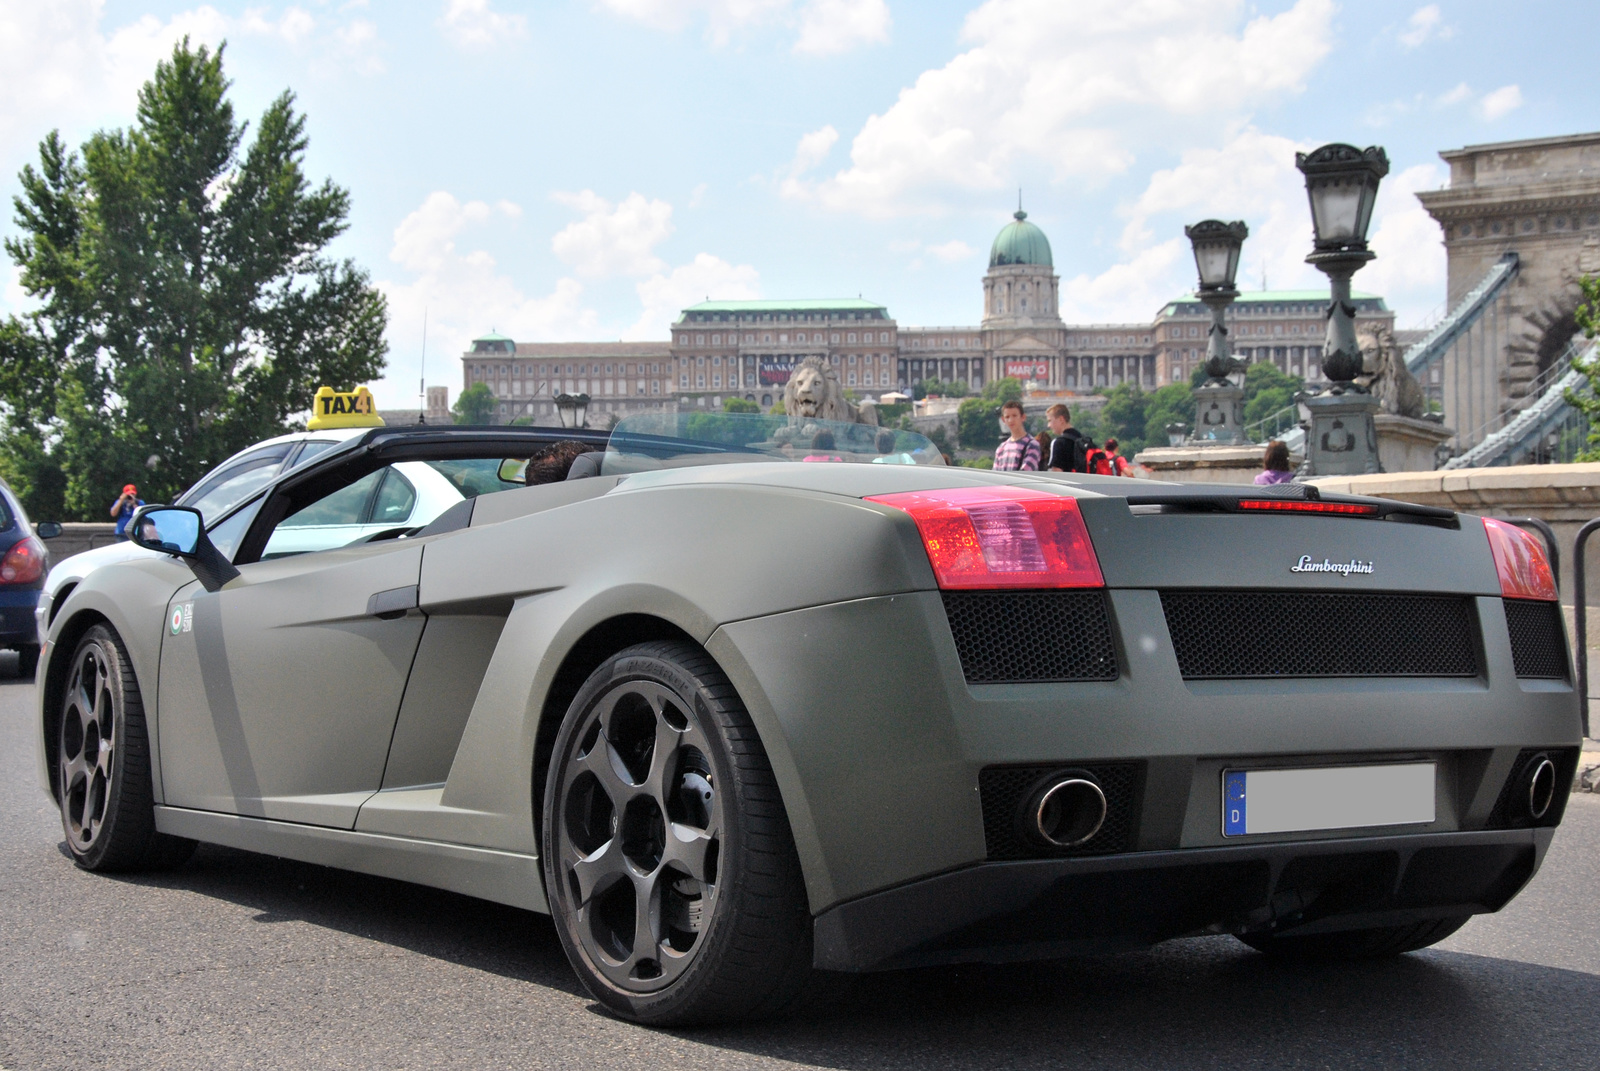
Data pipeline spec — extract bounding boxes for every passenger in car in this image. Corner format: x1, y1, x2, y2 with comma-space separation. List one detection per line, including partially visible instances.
525, 440, 591, 485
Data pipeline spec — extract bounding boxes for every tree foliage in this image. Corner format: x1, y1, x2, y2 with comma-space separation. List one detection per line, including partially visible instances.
722, 396, 760, 413
452, 382, 497, 424
956, 377, 1024, 450
0, 40, 387, 519
1565, 274, 1600, 460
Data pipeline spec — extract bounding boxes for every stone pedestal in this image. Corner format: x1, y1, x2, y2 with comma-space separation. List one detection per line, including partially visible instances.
1303, 391, 1381, 476
1192, 382, 1246, 443
1373, 413, 1454, 473
1133, 443, 1280, 484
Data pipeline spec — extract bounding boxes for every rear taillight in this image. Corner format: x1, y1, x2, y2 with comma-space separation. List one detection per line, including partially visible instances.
866, 486, 1104, 589
1237, 499, 1378, 516
0, 536, 46, 585
1482, 517, 1557, 601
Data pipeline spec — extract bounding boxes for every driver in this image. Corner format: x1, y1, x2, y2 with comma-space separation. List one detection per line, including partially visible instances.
524, 440, 590, 485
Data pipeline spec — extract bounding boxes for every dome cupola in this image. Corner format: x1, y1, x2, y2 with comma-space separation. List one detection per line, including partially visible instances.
989, 209, 1053, 269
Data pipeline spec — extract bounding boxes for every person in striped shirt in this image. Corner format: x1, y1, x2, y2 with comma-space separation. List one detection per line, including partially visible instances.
993, 399, 1040, 471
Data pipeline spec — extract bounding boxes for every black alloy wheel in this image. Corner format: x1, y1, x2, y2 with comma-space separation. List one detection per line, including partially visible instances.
57, 624, 195, 872
543, 640, 813, 1025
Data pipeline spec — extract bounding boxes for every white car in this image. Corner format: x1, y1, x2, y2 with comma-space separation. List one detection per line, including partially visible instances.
36, 429, 365, 642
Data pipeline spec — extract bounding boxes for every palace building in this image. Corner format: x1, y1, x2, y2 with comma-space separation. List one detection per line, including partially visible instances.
460, 211, 1395, 423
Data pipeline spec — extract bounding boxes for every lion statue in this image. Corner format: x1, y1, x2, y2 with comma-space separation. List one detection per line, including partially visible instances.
783, 355, 878, 427
1355, 324, 1426, 419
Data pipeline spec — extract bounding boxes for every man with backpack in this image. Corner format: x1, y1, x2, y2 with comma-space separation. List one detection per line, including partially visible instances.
1044, 404, 1089, 473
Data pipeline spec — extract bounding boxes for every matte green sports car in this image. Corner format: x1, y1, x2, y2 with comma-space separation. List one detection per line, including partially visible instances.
36, 414, 1581, 1025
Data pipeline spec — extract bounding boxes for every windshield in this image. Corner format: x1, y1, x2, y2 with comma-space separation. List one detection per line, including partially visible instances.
603, 412, 943, 474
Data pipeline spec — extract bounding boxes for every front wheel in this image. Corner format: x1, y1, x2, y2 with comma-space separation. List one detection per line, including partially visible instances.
56, 624, 195, 872
542, 640, 813, 1025
1236, 915, 1470, 960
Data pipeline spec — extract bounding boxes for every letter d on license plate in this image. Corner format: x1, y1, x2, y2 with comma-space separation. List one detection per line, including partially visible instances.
1223, 762, 1435, 837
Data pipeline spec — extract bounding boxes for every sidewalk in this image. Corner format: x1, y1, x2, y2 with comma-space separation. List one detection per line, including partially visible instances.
1580, 738, 1600, 793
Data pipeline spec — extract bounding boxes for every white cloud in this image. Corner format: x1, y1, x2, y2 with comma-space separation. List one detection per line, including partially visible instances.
242, 6, 316, 44
925, 239, 975, 263
1054, 128, 1446, 328
0, 2, 228, 169
790, 0, 1336, 217
438, 0, 528, 49
1398, 4, 1450, 49
550, 190, 675, 278
629, 254, 760, 338
596, 0, 885, 52
1479, 84, 1523, 121
1436, 82, 1472, 106
794, 0, 890, 55
379, 191, 598, 403
779, 124, 838, 196
1362, 163, 1449, 329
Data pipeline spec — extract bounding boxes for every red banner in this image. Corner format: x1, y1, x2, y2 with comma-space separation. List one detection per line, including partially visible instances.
1004, 360, 1049, 379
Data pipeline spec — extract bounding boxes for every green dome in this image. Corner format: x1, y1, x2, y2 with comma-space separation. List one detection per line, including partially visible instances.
989, 210, 1053, 268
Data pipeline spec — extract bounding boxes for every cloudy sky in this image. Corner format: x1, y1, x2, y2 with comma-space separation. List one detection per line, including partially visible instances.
3, 1, 1594, 409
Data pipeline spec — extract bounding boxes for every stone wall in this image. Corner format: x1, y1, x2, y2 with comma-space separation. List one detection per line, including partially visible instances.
39, 523, 119, 567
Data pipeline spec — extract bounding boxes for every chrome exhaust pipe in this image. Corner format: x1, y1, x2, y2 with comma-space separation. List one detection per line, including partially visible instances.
1027, 776, 1107, 848
1526, 755, 1557, 821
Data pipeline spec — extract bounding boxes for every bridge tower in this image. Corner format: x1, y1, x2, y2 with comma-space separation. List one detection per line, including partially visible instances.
1418, 133, 1600, 442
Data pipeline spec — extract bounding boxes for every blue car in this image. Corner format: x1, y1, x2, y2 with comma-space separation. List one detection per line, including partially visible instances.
0, 478, 57, 677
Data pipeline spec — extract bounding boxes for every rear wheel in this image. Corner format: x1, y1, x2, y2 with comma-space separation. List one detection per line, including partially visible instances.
1236, 916, 1470, 960
542, 640, 813, 1026
57, 624, 196, 872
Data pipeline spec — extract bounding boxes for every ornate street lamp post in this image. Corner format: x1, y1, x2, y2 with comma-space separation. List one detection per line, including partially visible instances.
1296, 142, 1389, 475
1184, 219, 1250, 443
555, 392, 590, 429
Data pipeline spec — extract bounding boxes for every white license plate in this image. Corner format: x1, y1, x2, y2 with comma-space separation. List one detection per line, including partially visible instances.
1222, 762, 1435, 837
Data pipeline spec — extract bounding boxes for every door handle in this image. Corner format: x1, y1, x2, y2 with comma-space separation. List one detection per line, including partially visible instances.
366, 585, 419, 620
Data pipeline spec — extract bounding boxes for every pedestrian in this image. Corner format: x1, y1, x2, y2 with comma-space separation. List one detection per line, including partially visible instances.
804, 429, 844, 462
1103, 438, 1131, 476
1044, 404, 1088, 472
109, 483, 144, 541
993, 400, 1040, 471
1255, 440, 1296, 485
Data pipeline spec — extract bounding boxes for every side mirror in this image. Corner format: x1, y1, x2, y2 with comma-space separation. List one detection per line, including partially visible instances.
497, 458, 529, 483
129, 506, 240, 593
35, 522, 63, 539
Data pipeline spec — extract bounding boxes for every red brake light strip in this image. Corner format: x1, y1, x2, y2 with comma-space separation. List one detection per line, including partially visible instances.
1236, 499, 1379, 516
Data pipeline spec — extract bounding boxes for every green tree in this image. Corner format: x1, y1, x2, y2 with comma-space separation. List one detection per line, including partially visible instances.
1141, 383, 1194, 449
1241, 361, 1304, 431
1100, 383, 1148, 455
1565, 274, 1600, 459
452, 382, 497, 424
0, 40, 387, 520
722, 396, 759, 413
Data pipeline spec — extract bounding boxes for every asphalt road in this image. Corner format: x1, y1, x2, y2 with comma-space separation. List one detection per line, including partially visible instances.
2, 656, 1597, 1071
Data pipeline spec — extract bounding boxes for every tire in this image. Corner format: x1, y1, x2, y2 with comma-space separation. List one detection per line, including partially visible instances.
542, 640, 813, 1026
56, 624, 196, 872
16, 643, 39, 679
1236, 915, 1471, 960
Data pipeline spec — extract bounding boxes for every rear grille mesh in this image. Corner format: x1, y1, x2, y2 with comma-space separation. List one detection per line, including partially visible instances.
1160, 590, 1478, 680
942, 591, 1118, 684
979, 762, 1145, 859
1503, 599, 1568, 679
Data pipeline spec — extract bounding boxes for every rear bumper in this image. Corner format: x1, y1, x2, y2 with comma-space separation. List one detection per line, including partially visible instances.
0, 586, 42, 648
812, 827, 1551, 972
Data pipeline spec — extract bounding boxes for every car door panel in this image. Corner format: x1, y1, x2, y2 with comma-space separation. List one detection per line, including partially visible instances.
157, 541, 425, 828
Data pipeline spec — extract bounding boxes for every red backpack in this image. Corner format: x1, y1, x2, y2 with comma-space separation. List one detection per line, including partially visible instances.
1084, 446, 1114, 476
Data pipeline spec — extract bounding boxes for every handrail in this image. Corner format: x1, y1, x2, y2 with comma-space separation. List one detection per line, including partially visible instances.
1243, 401, 1301, 444
1573, 519, 1600, 739
1403, 252, 1520, 375
1444, 339, 1595, 469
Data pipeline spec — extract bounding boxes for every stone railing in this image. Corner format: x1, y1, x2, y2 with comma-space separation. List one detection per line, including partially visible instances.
38, 523, 119, 565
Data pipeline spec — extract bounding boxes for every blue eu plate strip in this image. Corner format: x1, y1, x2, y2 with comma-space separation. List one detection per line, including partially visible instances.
1223, 770, 1248, 836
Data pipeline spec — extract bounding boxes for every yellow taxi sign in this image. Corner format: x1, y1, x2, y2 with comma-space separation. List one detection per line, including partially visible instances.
308, 386, 385, 431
